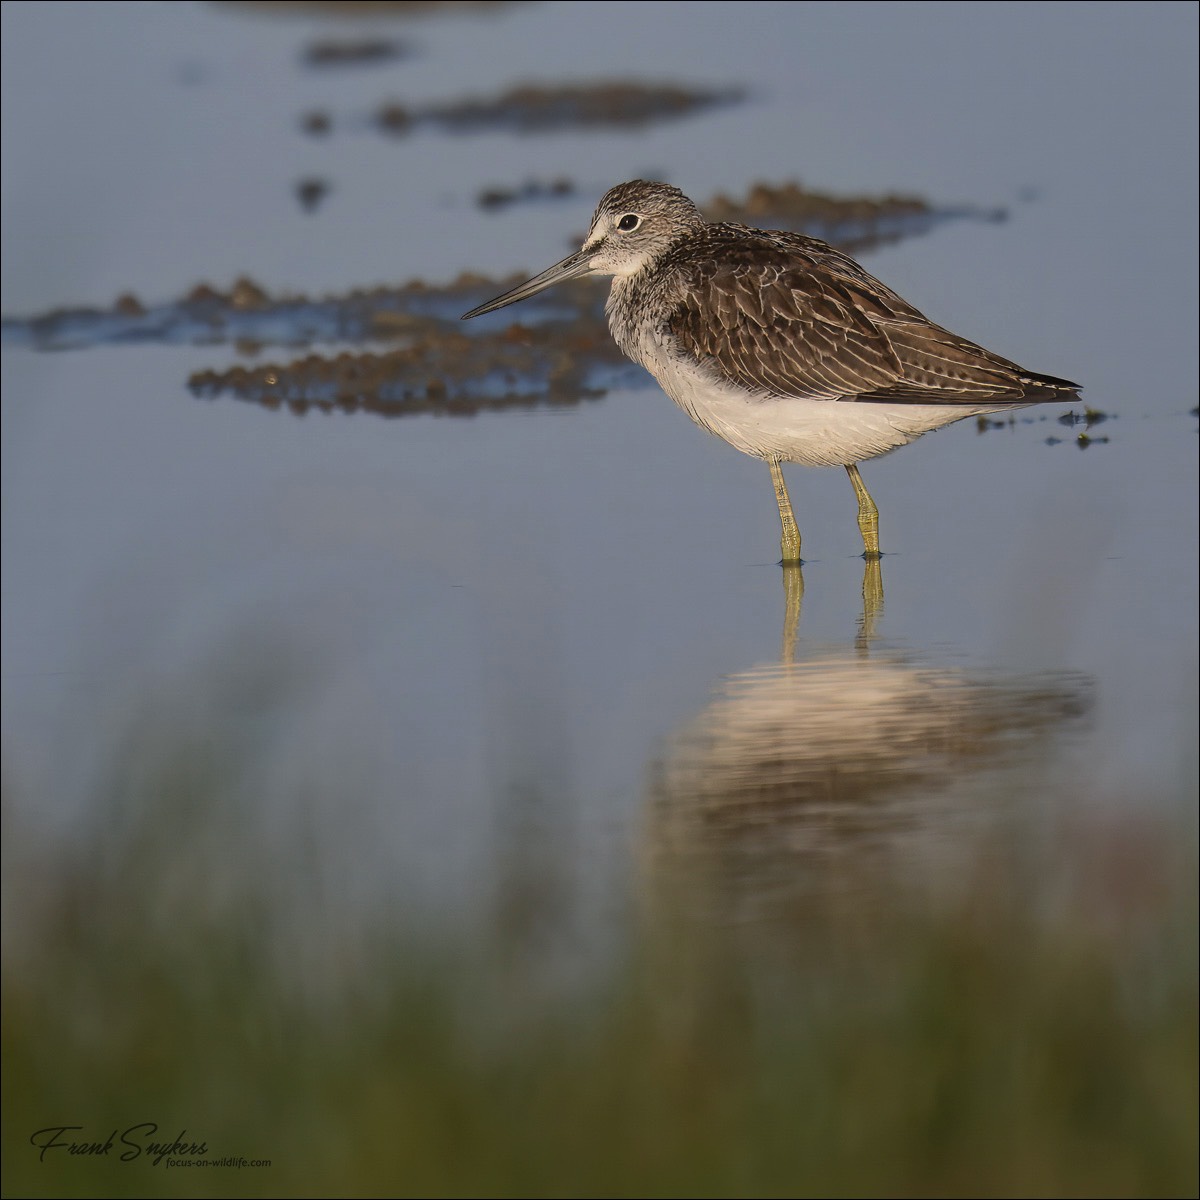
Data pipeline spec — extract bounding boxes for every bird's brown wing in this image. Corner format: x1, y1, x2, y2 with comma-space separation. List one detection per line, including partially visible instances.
663, 231, 1072, 403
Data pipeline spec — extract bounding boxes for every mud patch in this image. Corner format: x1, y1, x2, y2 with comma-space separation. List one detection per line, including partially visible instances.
977, 408, 1105, 440
3, 275, 495, 352
705, 181, 1006, 255
301, 110, 333, 136
477, 177, 576, 212
296, 178, 332, 212
373, 81, 743, 136
190, 316, 632, 416
303, 37, 410, 68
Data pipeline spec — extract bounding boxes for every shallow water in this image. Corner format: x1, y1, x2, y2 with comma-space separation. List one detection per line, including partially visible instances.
2, 2, 1197, 1194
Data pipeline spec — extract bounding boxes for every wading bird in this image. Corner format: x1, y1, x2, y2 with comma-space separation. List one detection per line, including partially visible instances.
463, 180, 1078, 562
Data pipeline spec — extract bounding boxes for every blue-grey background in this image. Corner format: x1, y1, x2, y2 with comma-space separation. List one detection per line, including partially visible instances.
2, 0, 1196, 976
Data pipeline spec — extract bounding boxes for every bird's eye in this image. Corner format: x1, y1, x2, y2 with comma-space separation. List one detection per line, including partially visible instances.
617, 213, 640, 232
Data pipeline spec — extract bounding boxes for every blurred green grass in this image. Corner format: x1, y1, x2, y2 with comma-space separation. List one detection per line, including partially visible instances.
3, 715, 1196, 1199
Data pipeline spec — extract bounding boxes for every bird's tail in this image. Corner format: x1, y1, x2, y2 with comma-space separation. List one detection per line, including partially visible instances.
1017, 370, 1081, 398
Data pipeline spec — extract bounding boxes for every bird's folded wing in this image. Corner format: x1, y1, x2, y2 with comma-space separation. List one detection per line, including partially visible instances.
664, 240, 1041, 404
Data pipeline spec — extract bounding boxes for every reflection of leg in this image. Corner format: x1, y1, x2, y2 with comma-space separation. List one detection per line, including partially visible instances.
769, 458, 802, 564
781, 563, 804, 664
857, 556, 884, 650
845, 464, 881, 559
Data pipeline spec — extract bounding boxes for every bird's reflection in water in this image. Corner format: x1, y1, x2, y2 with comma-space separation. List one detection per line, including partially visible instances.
782, 558, 883, 664
648, 560, 1090, 907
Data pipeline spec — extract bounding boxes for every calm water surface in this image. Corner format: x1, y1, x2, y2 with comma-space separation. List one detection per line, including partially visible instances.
1, 2, 1196, 1191
4, 0, 1196, 939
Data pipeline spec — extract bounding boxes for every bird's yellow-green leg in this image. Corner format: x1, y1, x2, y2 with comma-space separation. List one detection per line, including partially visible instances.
768, 458, 802, 563
845, 464, 881, 559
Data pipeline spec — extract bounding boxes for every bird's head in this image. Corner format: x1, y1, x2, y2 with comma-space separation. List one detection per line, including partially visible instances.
461, 180, 703, 318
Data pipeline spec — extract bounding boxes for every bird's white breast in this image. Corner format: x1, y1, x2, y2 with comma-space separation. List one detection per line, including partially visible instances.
627, 326, 1005, 468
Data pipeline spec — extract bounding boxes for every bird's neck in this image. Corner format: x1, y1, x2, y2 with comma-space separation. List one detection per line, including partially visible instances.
604, 240, 685, 364
605, 269, 655, 365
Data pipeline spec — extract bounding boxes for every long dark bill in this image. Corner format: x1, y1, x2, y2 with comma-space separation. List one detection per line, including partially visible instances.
461, 248, 596, 319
